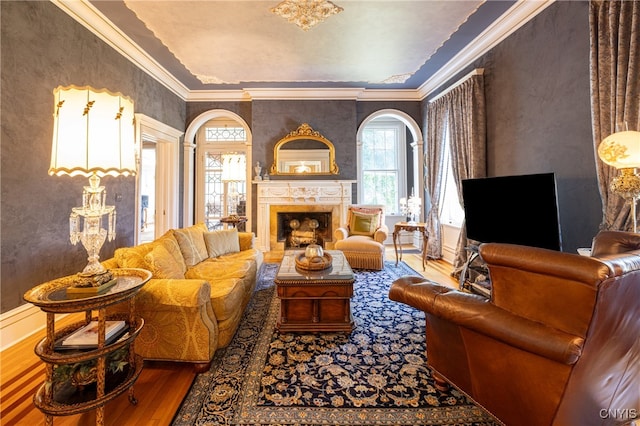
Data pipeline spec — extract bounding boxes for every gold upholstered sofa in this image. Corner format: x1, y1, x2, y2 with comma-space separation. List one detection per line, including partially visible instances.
102, 223, 263, 371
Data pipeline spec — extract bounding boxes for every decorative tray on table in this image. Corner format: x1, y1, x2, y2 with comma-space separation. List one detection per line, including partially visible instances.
295, 252, 333, 271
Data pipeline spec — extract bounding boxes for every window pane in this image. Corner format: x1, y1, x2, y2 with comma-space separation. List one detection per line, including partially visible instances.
205, 126, 246, 142
361, 123, 404, 213
363, 170, 397, 212
439, 126, 465, 227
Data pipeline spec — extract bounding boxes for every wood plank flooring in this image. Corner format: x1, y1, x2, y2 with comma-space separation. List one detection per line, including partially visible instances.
1, 248, 456, 425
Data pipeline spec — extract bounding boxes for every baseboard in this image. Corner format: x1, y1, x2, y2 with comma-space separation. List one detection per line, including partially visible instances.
0, 304, 65, 351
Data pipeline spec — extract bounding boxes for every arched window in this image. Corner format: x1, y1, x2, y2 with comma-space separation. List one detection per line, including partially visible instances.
357, 110, 423, 218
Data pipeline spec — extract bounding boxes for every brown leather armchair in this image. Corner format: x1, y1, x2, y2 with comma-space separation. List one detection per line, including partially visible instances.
389, 231, 640, 426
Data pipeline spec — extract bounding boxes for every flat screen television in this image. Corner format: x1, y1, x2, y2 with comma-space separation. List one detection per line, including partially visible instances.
461, 172, 562, 251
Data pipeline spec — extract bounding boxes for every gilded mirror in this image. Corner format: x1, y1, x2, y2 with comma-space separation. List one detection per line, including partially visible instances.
271, 123, 339, 175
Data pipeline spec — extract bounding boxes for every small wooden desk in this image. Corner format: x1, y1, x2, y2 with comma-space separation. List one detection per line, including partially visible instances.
393, 222, 429, 270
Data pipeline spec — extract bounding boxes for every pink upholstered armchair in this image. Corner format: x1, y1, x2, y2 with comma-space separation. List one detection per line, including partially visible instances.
334, 205, 388, 270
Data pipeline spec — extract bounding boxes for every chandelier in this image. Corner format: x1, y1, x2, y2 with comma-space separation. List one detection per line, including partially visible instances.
271, 0, 343, 31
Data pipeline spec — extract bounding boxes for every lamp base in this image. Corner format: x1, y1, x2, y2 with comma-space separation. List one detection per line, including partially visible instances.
610, 168, 640, 233
79, 261, 108, 278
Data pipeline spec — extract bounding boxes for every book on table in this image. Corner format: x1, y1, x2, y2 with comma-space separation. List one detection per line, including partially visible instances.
56, 320, 127, 350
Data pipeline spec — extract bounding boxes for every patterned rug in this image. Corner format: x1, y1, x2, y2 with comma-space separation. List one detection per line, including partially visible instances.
172, 262, 499, 426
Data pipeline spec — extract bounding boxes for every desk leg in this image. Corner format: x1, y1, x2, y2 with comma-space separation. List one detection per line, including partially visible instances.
393, 230, 400, 266
421, 231, 429, 271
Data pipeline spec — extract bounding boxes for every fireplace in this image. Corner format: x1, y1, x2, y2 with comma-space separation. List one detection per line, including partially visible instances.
277, 211, 332, 248
254, 180, 355, 251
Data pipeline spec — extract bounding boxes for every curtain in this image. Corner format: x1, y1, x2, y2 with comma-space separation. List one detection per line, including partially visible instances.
424, 73, 486, 266
590, 0, 640, 231
447, 75, 487, 273
424, 99, 447, 259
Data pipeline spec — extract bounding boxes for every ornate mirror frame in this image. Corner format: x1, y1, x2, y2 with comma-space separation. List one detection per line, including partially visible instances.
271, 123, 339, 175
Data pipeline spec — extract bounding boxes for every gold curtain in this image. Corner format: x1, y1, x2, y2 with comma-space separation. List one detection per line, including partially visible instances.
590, 0, 640, 231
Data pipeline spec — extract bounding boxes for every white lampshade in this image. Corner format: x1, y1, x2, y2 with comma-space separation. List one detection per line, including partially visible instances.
598, 130, 640, 169
49, 86, 136, 177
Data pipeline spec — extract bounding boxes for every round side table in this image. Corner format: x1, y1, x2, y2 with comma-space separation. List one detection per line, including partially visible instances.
23, 268, 151, 426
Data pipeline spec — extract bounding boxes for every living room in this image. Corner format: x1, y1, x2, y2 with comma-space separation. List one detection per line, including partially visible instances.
2, 1, 638, 425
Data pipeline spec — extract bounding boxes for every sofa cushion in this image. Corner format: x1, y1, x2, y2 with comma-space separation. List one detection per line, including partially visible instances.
173, 223, 208, 267
145, 243, 186, 279
115, 243, 154, 269
204, 228, 240, 258
186, 258, 254, 281
349, 211, 380, 237
209, 278, 245, 322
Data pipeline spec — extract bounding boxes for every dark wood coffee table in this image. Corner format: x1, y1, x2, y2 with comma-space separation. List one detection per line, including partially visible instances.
275, 250, 355, 333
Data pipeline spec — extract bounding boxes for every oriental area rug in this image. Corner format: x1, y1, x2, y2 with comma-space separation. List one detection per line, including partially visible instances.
172, 262, 499, 426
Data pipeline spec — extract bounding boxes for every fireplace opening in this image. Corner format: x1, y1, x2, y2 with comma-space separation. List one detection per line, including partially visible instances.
277, 212, 332, 248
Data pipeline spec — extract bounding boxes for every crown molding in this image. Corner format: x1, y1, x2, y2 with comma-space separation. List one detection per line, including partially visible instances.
242, 88, 365, 101
52, 0, 190, 100
417, 0, 556, 99
54, 0, 554, 103
187, 88, 424, 102
187, 90, 253, 102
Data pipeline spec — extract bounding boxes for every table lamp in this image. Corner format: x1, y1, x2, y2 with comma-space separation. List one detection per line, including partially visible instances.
597, 129, 640, 232
400, 188, 422, 225
49, 86, 136, 281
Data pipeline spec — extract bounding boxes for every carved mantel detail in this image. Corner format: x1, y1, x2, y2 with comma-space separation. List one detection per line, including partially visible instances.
254, 180, 355, 251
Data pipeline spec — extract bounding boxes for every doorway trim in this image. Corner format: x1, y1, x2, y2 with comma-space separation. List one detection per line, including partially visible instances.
134, 113, 183, 244
183, 110, 253, 228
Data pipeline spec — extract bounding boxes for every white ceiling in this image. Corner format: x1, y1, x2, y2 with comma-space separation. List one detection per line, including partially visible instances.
121, 1, 483, 86
61, 0, 554, 100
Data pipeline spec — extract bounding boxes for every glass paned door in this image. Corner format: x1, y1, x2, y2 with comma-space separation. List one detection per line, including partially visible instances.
203, 151, 246, 230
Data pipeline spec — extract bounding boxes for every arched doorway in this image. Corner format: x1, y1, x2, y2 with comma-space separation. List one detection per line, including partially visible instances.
183, 110, 253, 230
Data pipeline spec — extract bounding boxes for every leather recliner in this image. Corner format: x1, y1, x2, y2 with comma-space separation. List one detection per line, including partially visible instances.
389, 231, 640, 426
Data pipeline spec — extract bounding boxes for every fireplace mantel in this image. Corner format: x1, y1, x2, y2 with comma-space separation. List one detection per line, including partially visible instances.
254, 180, 355, 251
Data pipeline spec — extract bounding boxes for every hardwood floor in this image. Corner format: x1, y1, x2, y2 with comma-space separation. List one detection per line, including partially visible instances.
1, 248, 456, 425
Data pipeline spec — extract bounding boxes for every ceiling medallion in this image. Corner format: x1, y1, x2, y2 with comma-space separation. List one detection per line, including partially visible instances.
271, 0, 344, 31
381, 73, 413, 84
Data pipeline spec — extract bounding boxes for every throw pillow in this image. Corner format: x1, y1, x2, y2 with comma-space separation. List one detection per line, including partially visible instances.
204, 228, 240, 258
155, 234, 187, 276
144, 243, 185, 279
238, 232, 253, 251
349, 206, 383, 227
348, 211, 380, 237
173, 223, 208, 267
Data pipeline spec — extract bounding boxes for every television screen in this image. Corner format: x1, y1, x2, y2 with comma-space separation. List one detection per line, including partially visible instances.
461, 173, 562, 251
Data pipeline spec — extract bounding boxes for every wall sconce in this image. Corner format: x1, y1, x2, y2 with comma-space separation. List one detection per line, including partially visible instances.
49, 86, 136, 282
598, 128, 640, 232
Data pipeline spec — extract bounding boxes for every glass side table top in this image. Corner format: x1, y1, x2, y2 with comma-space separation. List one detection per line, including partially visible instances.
276, 250, 354, 282
24, 268, 152, 312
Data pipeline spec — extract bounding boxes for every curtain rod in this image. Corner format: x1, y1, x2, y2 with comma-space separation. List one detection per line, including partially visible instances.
428, 68, 484, 103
